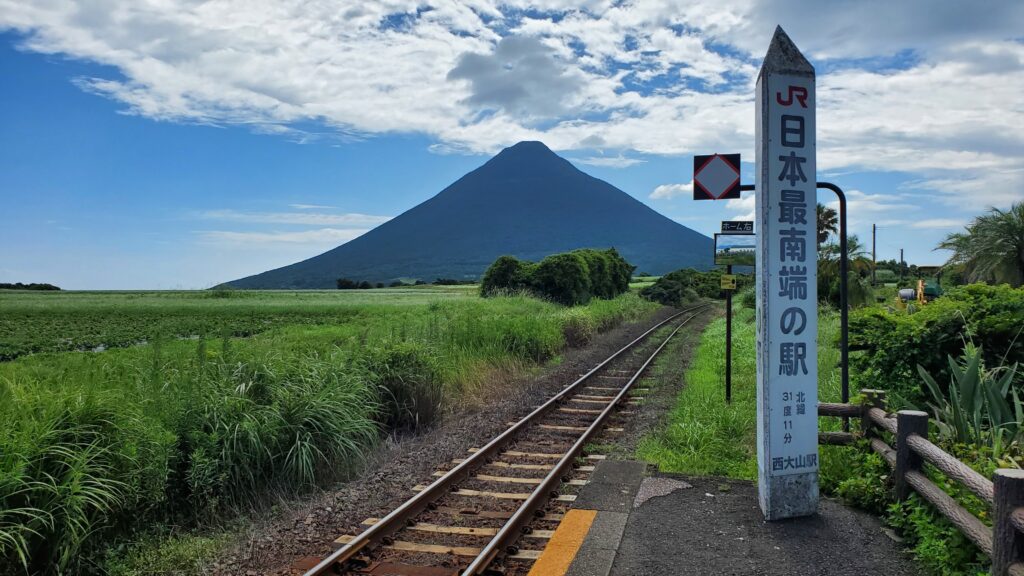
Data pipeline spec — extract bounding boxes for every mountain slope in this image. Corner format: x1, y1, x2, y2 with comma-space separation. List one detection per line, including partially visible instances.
225, 142, 712, 288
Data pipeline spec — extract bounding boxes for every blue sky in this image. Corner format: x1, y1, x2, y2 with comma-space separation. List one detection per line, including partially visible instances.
2, 1, 1022, 289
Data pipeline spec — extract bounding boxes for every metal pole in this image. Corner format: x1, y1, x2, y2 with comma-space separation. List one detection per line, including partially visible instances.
872, 224, 877, 286
817, 182, 849, 418
738, 182, 849, 412
726, 263, 733, 404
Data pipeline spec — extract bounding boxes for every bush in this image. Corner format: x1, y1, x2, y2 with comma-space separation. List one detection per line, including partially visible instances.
480, 256, 533, 296
480, 249, 634, 306
532, 252, 592, 305
849, 283, 1024, 404
640, 268, 752, 307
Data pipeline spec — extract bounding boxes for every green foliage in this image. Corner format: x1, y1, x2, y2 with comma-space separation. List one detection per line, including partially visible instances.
939, 200, 1024, 287
886, 496, 988, 575
739, 286, 756, 310
0, 283, 60, 291
480, 255, 534, 296
0, 290, 656, 571
480, 249, 634, 305
532, 252, 592, 305
919, 344, 1021, 452
361, 341, 442, 431
638, 309, 758, 478
639, 268, 752, 307
818, 235, 874, 308
849, 284, 1024, 405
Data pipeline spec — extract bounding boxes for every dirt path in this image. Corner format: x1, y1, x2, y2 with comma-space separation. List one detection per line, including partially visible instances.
212, 306, 707, 575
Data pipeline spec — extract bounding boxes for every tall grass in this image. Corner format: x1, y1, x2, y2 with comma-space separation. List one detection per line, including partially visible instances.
637, 306, 844, 480
0, 291, 657, 573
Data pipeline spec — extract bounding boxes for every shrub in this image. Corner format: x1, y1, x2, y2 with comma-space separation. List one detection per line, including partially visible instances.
480, 256, 533, 296
532, 252, 592, 305
849, 283, 1024, 404
481, 249, 634, 306
640, 268, 752, 307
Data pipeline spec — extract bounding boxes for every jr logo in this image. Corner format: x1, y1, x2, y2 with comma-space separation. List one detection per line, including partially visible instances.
776, 85, 808, 108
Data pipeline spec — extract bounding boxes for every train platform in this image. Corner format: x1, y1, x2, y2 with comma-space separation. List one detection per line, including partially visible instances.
529, 460, 922, 576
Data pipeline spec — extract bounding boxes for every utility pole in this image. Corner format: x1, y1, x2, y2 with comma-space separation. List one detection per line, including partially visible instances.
899, 248, 904, 285
872, 224, 877, 285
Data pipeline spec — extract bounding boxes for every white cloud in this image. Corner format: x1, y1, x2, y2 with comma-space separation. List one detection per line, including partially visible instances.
650, 180, 693, 199
198, 209, 391, 227
1, 0, 1021, 212
196, 227, 372, 245
289, 203, 336, 210
909, 218, 967, 230
725, 190, 755, 222
571, 155, 646, 168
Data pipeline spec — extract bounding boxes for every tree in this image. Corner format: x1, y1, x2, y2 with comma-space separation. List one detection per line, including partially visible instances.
938, 201, 1024, 287
480, 255, 532, 296
816, 203, 838, 245
818, 234, 874, 308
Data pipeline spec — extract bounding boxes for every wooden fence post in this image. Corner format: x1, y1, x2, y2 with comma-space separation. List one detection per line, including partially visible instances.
860, 389, 885, 438
993, 469, 1024, 576
895, 410, 928, 501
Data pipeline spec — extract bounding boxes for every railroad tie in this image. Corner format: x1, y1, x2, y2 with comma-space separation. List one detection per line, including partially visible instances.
431, 471, 588, 486
412, 485, 577, 502
332, 535, 543, 560
359, 519, 555, 539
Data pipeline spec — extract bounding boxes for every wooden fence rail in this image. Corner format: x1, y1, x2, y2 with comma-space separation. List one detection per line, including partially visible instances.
817, 389, 1024, 576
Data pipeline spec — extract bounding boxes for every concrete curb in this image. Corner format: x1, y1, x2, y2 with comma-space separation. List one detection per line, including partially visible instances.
565, 460, 647, 576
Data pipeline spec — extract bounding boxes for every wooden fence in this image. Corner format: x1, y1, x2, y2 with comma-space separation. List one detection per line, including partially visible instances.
817, 389, 1024, 576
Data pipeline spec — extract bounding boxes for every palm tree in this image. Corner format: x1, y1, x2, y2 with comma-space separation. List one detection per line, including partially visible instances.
818, 234, 874, 307
817, 203, 838, 245
938, 201, 1024, 287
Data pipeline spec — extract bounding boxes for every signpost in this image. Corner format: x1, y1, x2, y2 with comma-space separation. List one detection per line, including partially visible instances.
714, 225, 753, 404
693, 154, 742, 200
755, 26, 818, 520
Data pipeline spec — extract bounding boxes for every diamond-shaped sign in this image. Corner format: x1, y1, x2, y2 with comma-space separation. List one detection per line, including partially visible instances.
693, 153, 741, 200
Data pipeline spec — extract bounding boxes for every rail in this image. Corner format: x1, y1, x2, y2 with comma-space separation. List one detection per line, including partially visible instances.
818, 390, 1024, 576
303, 304, 710, 576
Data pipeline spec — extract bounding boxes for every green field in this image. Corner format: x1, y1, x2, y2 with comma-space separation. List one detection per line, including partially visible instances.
0, 287, 658, 574
0, 286, 478, 360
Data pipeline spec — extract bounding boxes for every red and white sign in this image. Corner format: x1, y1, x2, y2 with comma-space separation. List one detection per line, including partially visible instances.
693, 153, 741, 200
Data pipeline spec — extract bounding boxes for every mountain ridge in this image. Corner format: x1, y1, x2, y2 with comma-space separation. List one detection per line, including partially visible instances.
224, 141, 712, 288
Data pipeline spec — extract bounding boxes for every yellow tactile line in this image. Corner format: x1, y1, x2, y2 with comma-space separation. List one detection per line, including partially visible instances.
527, 508, 598, 576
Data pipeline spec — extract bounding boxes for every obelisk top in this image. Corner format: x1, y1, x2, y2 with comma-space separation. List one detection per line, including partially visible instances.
759, 26, 814, 79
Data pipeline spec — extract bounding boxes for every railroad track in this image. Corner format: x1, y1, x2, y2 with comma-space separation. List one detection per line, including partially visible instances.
302, 304, 710, 576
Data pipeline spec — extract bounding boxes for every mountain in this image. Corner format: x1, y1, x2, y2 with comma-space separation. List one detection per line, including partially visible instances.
224, 142, 712, 288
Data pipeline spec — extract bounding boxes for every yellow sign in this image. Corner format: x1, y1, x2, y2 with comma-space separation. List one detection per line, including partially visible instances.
721, 274, 737, 290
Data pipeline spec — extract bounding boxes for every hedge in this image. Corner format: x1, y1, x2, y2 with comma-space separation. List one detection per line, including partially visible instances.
480, 249, 634, 306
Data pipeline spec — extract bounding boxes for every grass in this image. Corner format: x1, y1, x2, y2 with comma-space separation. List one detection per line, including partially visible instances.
0, 289, 658, 573
0, 286, 477, 360
637, 305, 847, 481
635, 299, 993, 575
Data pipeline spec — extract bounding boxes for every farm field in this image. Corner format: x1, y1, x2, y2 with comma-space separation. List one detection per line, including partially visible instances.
0, 286, 478, 360
0, 287, 658, 574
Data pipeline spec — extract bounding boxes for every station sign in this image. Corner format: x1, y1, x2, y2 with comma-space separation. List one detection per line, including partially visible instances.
721, 220, 754, 234
693, 153, 741, 200
754, 26, 819, 521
